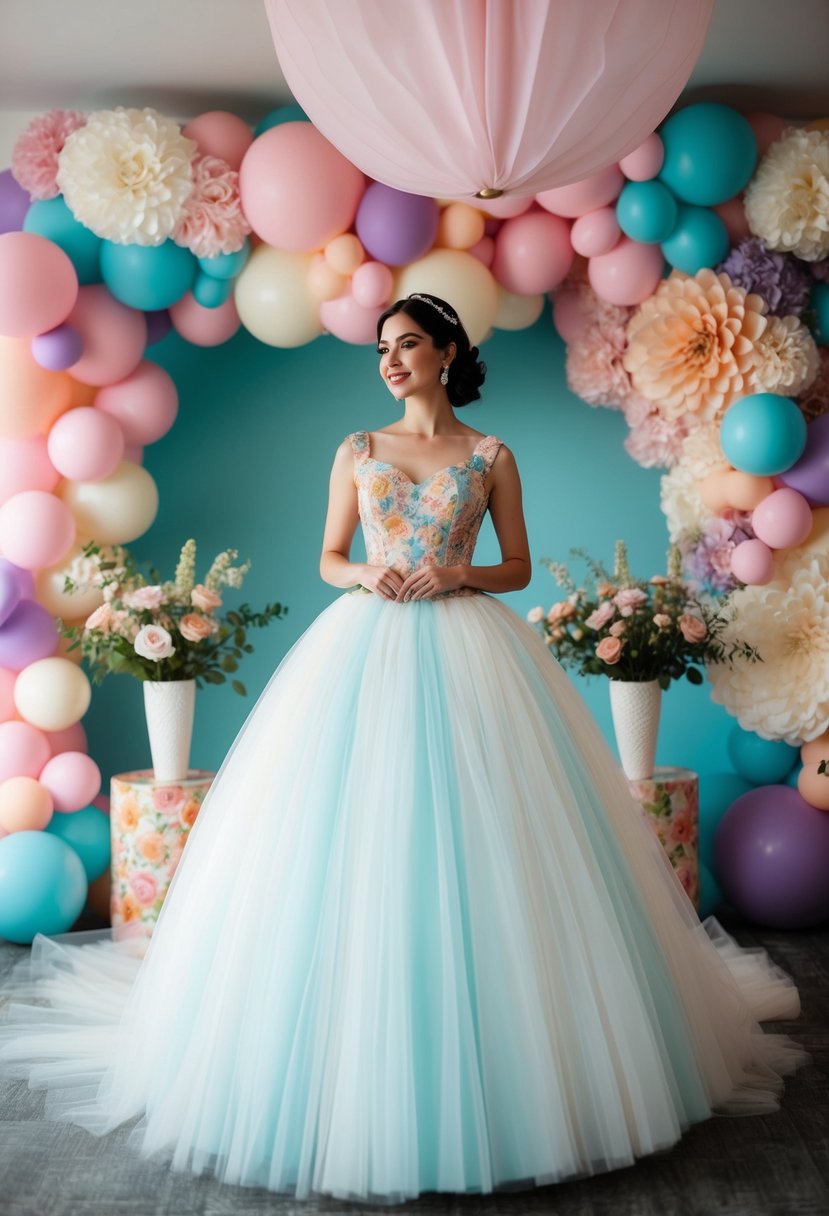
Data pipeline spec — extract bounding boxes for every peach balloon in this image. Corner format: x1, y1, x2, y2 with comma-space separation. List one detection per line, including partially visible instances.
0, 668, 16, 721
66, 286, 147, 387
46, 721, 88, 755
308, 253, 348, 303
395, 249, 497, 346
537, 165, 624, 218
95, 360, 179, 446
618, 133, 664, 181
722, 471, 774, 511
0, 337, 73, 439
699, 468, 733, 511
0, 232, 78, 339
351, 261, 394, 309
0, 435, 59, 504
47, 406, 125, 482
492, 211, 573, 295
730, 538, 775, 585
14, 656, 91, 731
494, 287, 544, 331
797, 763, 829, 812
234, 246, 324, 347
35, 544, 104, 620
437, 203, 486, 250
0, 489, 75, 570
570, 207, 621, 257
67, 378, 97, 408
181, 110, 253, 170
39, 750, 101, 812
0, 719, 51, 779
752, 487, 813, 550
169, 293, 241, 347
801, 729, 829, 765
467, 235, 495, 268
59, 460, 159, 545
0, 775, 54, 832
324, 234, 364, 276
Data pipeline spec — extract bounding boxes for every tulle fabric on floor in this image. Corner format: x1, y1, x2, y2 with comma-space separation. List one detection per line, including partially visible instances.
0, 591, 809, 1204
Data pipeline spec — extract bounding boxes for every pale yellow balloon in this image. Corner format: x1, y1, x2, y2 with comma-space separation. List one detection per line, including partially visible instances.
14, 656, 91, 731
58, 460, 158, 545
395, 250, 498, 346
494, 286, 545, 331
35, 543, 105, 619
234, 245, 323, 348
0, 776, 54, 832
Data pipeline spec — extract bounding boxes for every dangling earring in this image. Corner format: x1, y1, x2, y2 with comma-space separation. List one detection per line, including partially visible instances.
440, 365, 449, 386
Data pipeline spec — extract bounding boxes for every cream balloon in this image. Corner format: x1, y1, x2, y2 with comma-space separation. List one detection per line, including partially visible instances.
14, 656, 91, 731
395, 250, 498, 346
58, 460, 158, 544
35, 543, 105, 619
493, 286, 545, 331
234, 245, 323, 347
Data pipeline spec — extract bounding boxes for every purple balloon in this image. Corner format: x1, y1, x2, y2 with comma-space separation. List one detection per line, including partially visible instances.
0, 566, 22, 627
0, 599, 59, 671
714, 784, 829, 929
31, 322, 84, 371
0, 558, 34, 604
355, 183, 439, 267
779, 414, 829, 506
0, 169, 30, 234
144, 309, 172, 345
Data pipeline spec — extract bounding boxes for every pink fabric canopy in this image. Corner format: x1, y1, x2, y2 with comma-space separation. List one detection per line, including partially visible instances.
264, 0, 714, 200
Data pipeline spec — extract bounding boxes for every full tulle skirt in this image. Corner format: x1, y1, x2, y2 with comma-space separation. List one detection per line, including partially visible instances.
0, 591, 809, 1204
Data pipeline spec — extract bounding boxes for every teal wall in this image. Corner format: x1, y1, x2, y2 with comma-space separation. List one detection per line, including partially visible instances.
84, 315, 735, 785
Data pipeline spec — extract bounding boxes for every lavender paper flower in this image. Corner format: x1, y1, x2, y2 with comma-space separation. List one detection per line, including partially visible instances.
718, 237, 812, 317
680, 513, 754, 598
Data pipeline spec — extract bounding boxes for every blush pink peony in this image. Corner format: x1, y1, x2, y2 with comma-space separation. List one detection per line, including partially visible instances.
11, 109, 86, 199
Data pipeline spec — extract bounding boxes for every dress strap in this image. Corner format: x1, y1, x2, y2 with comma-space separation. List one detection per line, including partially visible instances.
348, 431, 370, 480
477, 435, 503, 476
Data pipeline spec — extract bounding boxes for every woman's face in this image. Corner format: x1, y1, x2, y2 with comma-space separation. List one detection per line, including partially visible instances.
377, 312, 452, 400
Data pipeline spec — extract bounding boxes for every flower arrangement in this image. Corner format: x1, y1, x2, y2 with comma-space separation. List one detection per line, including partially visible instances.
61, 539, 287, 693
527, 540, 760, 690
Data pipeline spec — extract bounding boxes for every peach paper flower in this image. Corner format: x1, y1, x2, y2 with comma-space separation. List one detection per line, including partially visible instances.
179, 613, 216, 642
596, 636, 622, 664
172, 153, 251, 258
11, 109, 86, 199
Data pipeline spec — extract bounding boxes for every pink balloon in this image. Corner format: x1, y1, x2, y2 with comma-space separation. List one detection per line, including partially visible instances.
476, 196, 533, 220
46, 721, 87, 755
536, 165, 624, 218
47, 406, 125, 481
39, 750, 101, 812
0, 232, 79, 339
169, 292, 241, 347
91, 792, 110, 814
492, 211, 573, 295
752, 488, 814, 550
181, 111, 253, 171
66, 286, 147, 387
0, 667, 16, 721
570, 207, 621, 257
0, 719, 50, 780
745, 111, 787, 156
239, 123, 365, 252
95, 360, 179, 445
618, 132, 665, 181
0, 434, 59, 504
0, 490, 75, 570
730, 538, 775, 585
552, 290, 590, 344
319, 293, 382, 344
712, 197, 750, 243
467, 235, 495, 267
123, 442, 144, 464
588, 237, 664, 306
351, 261, 394, 309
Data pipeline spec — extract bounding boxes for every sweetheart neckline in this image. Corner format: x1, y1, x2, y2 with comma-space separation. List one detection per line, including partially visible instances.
361, 434, 491, 488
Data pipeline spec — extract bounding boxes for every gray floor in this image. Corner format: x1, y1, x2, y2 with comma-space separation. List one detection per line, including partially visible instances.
1, 905, 827, 1216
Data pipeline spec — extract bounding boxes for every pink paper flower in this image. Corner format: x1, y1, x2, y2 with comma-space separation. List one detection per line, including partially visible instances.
623, 409, 689, 469
179, 613, 216, 642
596, 636, 623, 664
191, 583, 222, 612
11, 109, 86, 199
172, 153, 251, 258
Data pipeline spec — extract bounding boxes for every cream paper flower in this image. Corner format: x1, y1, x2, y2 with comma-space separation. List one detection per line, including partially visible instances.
659, 460, 715, 542
57, 107, 197, 245
678, 421, 728, 480
707, 552, 829, 744
744, 127, 829, 262
751, 314, 820, 396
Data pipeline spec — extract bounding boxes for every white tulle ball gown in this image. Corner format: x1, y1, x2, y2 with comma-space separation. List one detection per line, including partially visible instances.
0, 431, 809, 1204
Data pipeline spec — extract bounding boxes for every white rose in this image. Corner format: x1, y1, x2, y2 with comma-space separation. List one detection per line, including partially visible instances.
134, 624, 175, 661
526, 606, 545, 624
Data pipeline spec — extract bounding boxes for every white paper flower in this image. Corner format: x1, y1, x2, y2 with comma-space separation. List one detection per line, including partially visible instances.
677, 421, 728, 480
744, 127, 829, 262
751, 314, 820, 396
660, 461, 715, 542
707, 552, 829, 743
57, 107, 197, 246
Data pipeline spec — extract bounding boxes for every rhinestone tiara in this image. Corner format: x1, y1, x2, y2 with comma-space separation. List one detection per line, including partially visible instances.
408, 294, 459, 325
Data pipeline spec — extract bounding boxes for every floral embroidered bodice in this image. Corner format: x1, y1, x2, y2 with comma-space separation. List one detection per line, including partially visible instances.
349, 430, 503, 598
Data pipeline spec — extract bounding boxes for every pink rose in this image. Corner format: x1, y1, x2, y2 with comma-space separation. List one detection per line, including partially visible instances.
179, 613, 217, 642
84, 603, 113, 632
134, 624, 175, 660
614, 587, 648, 611
124, 585, 164, 611
679, 614, 707, 644
585, 602, 615, 630
191, 584, 223, 612
653, 613, 672, 628
596, 636, 622, 664
129, 870, 158, 907
152, 786, 186, 815
608, 620, 627, 637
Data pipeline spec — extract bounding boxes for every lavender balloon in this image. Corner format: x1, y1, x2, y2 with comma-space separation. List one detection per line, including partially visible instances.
714, 784, 829, 929
0, 169, 30, 234
0, 558, 34, 612
0, 565, 22, 627
31, 322, 83, 371
0, 599, 59, 671
779, 414, 829, 506
355, 183, 439, 266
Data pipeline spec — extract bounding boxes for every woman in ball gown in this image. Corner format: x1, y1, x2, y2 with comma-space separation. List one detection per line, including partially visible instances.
0, 293, 809, 1205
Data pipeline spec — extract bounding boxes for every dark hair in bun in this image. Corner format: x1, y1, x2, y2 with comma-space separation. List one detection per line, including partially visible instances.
376, 293, 487, 407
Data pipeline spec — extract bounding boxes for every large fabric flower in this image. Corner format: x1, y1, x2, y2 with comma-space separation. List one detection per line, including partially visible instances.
11, 109, 86, 200
707, 552, 829, 743
623, 410, 688, 469
565, 318, 634, 410
751, 314, 820, 396
717, 237, 813, 317
623, 269, 767, 423
744, 127, 829, 263
57, 107, 197, 246
172, 154, 251, 258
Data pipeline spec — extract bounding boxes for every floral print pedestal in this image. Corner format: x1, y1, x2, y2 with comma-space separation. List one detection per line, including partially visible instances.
110, 769, 214, 939
629, 766, 699, 911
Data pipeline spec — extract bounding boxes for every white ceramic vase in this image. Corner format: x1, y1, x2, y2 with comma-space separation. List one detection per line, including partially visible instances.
609, 679, 662, 781
143, 679, 196, 783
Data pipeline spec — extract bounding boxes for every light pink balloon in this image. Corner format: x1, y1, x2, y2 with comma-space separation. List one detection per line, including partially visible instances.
169, 292, 241, 347
0, 232, 79, 339
47, 406, 125, 482
239, 123, 365, 252
39, 749, 101, 812
552, 290, 590, 344
0, 719, 50, 779
492, 211, 573, 295
618, 132, 665, 181
588, 237, 664, 306
752, 487, 814, 550
712, 196, 751, 244
745, 111, 787, 156
730, 538, 775, 585
123, 442, 144, 464
467, 235, 495, 267
476, 196, 534, 220
46, 721, 87, 755
570, 207, 621, 257
351, 261, 394, 309
95, 360, 179, 445
0, 667, 16, 721
0, 435, 59, 504
0, 489, 75, 570
319, 293, 382, 344
536, 165, 624, 218
182, 110, 253, 171
66, 286, 147, 386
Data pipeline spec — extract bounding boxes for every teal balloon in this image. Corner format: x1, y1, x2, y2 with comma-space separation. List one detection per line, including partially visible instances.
23, 196, 102, 284
616, 180, 678, 244
659, 102, 758, 206
698, 772, 753, 870
809, 282, 829, 344
100, 239, 197, 310
44, 805, 111, 882
698, 860, 724, 919
193, 272, 233, 309
660, 204, 729, 274
786, 764, 802, 789
0, 831, 87, 944
198, 240, 251, 281
254, 105, 308, 137
727, 725, 800, 785
720, 392, 807, 475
